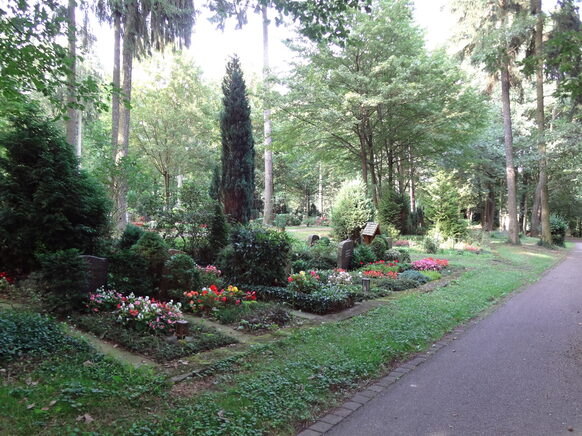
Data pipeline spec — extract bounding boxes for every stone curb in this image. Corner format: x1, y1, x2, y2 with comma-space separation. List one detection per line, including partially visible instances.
296, 327, 465, 435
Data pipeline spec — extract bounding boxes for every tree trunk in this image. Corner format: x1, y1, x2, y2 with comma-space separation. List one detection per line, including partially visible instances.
533, 0, 552, 244
483, 183, 495, 232
163, 171, 170, 211
116, 12, 134, 230
408, 145, 416, 212
262, 5, 274, 225
530, 179, 542, 235
66, 0, 79, 153
318, 163, 324, 215
500, 63, 519, 244
111, 9, 122, 226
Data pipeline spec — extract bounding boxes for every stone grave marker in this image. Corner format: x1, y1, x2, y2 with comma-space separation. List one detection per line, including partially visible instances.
337, 239, 354, 270
306, 234, 320, 246
79, 255, 108, 293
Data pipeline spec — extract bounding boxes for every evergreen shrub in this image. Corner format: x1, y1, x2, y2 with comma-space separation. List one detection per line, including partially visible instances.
425, 172, 467, 240
163, 254, 200, 292
37, 249, 88, 314
378, 187, 409, 234
370, 237, 388, 259
133, 231, 168, 292
352, 244, 376, 267
398, 269, 430, 284
119, 224, 145, 250
330, 179, 374, 240
109, 250, 153, 296
219, 225, 291, 286
550, 214, 568, 247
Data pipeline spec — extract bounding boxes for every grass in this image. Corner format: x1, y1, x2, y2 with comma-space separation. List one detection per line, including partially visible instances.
0, 241, 568, 435
285, 226, 332, 241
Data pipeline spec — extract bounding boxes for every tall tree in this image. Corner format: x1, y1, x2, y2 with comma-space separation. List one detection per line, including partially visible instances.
262, 5, 274, 225
531, 0, 552, 244
220, 56, 255, 224
451, 0, 530, 244
66, 0, 80, 155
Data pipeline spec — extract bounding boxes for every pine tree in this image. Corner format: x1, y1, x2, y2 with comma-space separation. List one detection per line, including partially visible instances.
220, 56, 255, 224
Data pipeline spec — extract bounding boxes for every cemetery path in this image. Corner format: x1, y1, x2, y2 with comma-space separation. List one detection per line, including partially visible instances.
322, 241, 582, 436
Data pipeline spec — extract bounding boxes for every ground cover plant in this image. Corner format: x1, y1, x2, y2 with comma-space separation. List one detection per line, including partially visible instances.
0, 241, 569, 434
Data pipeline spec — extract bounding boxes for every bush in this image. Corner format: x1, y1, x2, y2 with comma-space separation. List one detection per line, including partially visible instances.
133, 231, 168, 291
398, 270, 430, 284
370, 238, 388, 260
219, 225, 291, 286
252, 285, 354, 314
377, 187, 410, 234
420, 270, 442, 281
424, 172, 467, 241
109, 250, 153, 296
352, 244, 375, 268
239, 303, 292, 331
287, 270, 321, 294
397, 249, 411, 263
291, 241, 337, 272
37, 249, 88, 314
384, 249, 401, 262
274, 214, 301, 228
0, 309, 88, 362
421, 236, 439, 254
164, 254, 200, 292
0, 103, 109, 274
119, 224, 145, 250
330, 179, 374, 240
373, 277, 419, 292
550, 214, 568, 247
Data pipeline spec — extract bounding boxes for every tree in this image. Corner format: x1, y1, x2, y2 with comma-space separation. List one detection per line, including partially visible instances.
220, 56, 255, 224
0, 103, 109, 274
424, 172, 468, 241
451, 0, 531, 244
330, 179, 374, 240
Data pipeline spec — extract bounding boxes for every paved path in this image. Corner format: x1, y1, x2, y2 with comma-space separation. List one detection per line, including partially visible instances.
326, 242, 582, 436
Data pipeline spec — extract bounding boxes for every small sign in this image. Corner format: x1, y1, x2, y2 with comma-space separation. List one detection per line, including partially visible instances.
362, 222, 380, 237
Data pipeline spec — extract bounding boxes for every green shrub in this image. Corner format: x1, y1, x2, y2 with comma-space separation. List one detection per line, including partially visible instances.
0, 104, 110, 275
252, 285, 354, 314
119, 224, 145, 250
239, 303, 292, 331
398, 270, 430, 284
377, 187, 410, 234
109, 250, 153, 296
133, 231, 168, 291
370, 238, 388, 260
421, 236, 439, 254
219, 225, 291, 286
163, 254, 200, 292
318, 237, 331, 246
352, 244, 375, 267
291, 240, 337, 271
420, 270, 442, 281
209, 201, 229, 253
0, 309, 88, 362
424, 172, 467, 241
373, 277, 419, 292
330, 179, 374, 240
37, 249, 88, 314
550, 214, 568, 247
397, 249, 411, 263
274, 214, 301, 228
384, 249, 401, 262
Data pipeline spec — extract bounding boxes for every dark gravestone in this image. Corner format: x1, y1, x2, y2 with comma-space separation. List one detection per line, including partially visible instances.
337, 239, 354, 270
306, 234, 320, 246
79, 255, 108, 293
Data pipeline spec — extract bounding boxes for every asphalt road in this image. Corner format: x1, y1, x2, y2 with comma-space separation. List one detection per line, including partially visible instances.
327, 242, 582, 436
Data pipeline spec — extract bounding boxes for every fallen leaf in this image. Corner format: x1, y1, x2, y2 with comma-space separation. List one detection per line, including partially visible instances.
26, 404, 35, 410
48, 400, 57, 407
83, 360, 94, 367
41, 407, 49, 411
76, 413, 94, 424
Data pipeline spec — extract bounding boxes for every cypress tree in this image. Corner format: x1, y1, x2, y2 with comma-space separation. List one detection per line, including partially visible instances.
220, 55, 255, 224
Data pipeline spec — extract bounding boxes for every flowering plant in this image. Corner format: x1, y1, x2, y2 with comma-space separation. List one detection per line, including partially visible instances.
184, 285, 256, 314
362, 270, 398, 279
411, 258, 449, 271
464, 245, 481, 254
358, 260, 399, 274
87, 288, 124, 312
394, 240, 410, 247
327, 269, 352, 285
117, 293, 182, 333
0, 272, 14, 292
287, 270, 321, 294
198, 265, 221, 276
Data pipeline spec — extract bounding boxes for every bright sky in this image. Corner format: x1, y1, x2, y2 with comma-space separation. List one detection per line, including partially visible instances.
92, 0, 561, 82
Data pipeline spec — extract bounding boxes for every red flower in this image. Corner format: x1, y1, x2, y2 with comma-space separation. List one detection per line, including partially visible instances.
210, 284, 218, 292
288, 277, 293, 282
221, 296, 227, 302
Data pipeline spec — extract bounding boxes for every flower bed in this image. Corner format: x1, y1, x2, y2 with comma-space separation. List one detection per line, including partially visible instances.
411, 258, 449, 271
183, 285, 256, 315
252, 285, 354, 315
71, 312, 236, 362
394, 240, 410, 247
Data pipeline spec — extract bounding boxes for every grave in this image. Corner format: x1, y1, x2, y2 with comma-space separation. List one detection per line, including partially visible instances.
337, 239, 354, 270
306, 234, 320, 246
79, 255, 108, 293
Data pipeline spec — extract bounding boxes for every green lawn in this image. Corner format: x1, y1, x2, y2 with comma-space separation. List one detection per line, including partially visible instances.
0, 240, 568, 435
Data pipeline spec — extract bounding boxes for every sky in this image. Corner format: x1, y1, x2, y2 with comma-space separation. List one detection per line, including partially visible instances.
93, 0, 457, 81
92, 0, 562, 82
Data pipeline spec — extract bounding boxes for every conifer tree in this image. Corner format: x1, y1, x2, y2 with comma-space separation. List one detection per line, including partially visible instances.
220, 56, 255, 224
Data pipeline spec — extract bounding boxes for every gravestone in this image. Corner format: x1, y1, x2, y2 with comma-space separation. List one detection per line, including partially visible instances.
306, 234, 320, 246
386, 237, 393, 250
79, 255, 107, 294
337, 239, 354, 270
